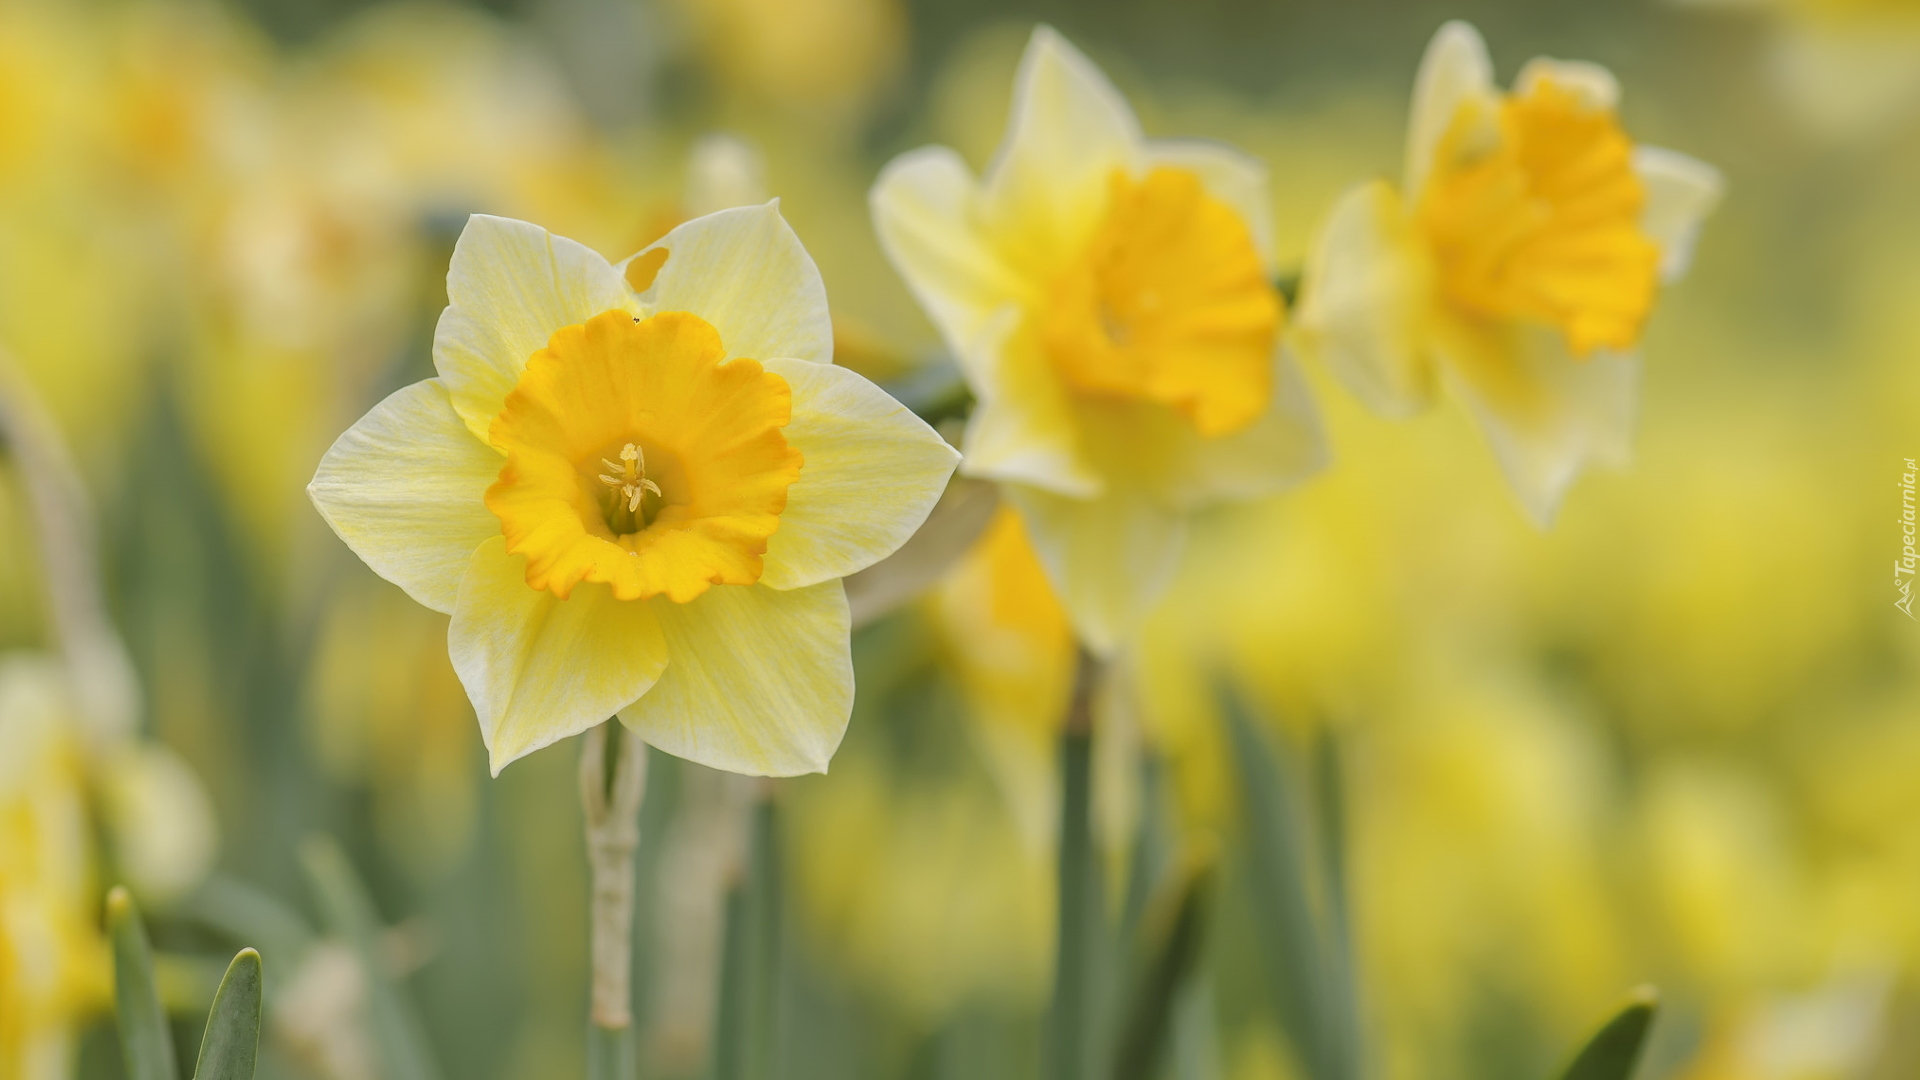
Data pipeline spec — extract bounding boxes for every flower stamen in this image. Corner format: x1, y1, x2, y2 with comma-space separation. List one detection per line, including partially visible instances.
599, 442, 662, 515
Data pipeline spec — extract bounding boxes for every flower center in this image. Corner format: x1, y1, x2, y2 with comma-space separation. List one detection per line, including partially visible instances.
1042, 166, 1281, 437
485, 310, 803, 604
596, 442, 663, 532
1417, 76, 1661, 355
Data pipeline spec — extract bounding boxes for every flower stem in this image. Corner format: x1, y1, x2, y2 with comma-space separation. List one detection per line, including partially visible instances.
581, 721, 648, 1079
1049, 644, 1103, 1080
714, 782, 782, 1080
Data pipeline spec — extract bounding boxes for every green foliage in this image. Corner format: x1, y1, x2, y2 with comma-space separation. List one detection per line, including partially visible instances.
192, 950, 263, 1080
1221, 687, 1362, 1080
1112, 856, 1214, 1080
300, 835, 445, 1080
715, 794, 785, 1080
108, 887, 181, 1080
108, 888, 262, 1080
1557, 993, 1659, 1080
1048, 725, 1102, 1080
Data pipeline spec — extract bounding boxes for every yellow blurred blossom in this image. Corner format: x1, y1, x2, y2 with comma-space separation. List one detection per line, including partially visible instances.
1678, 0, 1920, 137
1295, 21, 1723, 524
671, 0, 906, 126
926, 506, 1076, 846
873, 26, 1324, 652
0, 657, 107, 1080
309, 208, 958, 774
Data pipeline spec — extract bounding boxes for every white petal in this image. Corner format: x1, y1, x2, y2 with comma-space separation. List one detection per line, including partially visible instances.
1002, 484, 1187, 656
434, 215, 633, 440
308, 380, 502, 614
980, 26, 1144, 272
870, 146, 1031, 372
1634, 147, 1724, 282
1294, 180, 1439, 417
959, 306, 1102, 498
632, 202, 833, 366
619, 581, 852, 777
450, 537, 669, 775
759, 358, 960, 590
1146, 138, 1277, 273
1405, 21, 1497, 201
1515, 58, 1622, 111
1434, 317, 1639, 527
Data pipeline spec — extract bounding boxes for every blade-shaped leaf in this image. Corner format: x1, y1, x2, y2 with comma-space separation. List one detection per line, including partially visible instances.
108, 886, 181, 1080
192, 949, 262, 1080
1559, 990, 1659, 1080
1220, 685, 1359, 1080
1112, 854, 1214, 1080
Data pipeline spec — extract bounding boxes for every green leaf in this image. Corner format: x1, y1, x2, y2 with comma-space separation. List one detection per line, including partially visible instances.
299, 835, 443, 1080
108, 886, 181, 1080
188, 873, 317, 964
192, 949, 262, 1080
1112, 854, 1214, 1080
1558, 990, 1659, 1080
1220, 685, 1359, 1080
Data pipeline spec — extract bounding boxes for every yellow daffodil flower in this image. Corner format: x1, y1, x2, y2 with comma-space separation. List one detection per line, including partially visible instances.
0, 659, 108, 1080
309, 205, 959, 775
1295, 21, 1724, 525
871, 26, 1326, 654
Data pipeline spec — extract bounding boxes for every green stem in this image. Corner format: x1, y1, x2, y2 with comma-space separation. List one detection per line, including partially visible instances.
713, 876, 751, 1080
714, 783, 782, 1080
1049, 646, 1103, 1080
586, 1021, 636, 1080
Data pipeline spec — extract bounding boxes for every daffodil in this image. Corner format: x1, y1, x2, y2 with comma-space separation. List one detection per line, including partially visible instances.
309, 204, 959, 775
0, 658, 108, 1080
871, 26, 1325, 654
1294, 21, 1724, 524
1676, 0, 1920, 137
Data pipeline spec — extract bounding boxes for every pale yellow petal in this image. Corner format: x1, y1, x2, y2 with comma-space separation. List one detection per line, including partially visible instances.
1070, 348, 1325, 511
619, 581, 852, 776
1515, 57, 1621, 111
100, 744, 217, 902
960, 307, 1102, 497
758, 358, 960, 590
979, 26, 1143, 273
1634, 147, 1724, 282
1173, 346, 1328, 507
1146, 138, 1276, 274
1294, 180, 1439, 417
433, 214, 633, 440
1002, 484, 1186, 656
682, 133, 768, 217
450, 537, 669, 775
870, 146, 1031, 372
308, 379, 502, 615
1432, 314, 1639, 527
1405, 21, 1496, 200
632, 202, 833, 366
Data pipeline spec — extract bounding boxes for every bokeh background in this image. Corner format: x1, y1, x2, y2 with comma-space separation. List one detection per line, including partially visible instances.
2, 0, 1918, 1078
